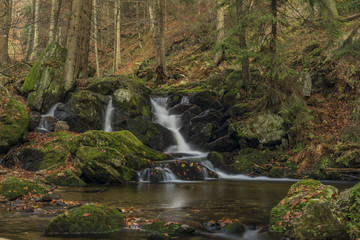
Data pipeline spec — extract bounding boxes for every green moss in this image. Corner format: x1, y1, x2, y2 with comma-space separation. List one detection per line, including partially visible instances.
0, 97, 29, 153
46, 170, 86, 187
0, 176, 46, 200
233, 148, 271, 173
223, 222, 245, 233
45, 204, 124, 235
21, 61, 40, 92
335, 143, 360, 168
269, 179, 338, 234
142, 221, 195, 235
311, 154, 339, 179
345, 183, 360, 239
112, 88, 149, 117
126, 117, 160, 145
208, 151, 225, 167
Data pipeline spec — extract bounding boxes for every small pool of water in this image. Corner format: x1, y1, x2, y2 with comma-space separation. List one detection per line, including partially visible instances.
0, 179, 354, 240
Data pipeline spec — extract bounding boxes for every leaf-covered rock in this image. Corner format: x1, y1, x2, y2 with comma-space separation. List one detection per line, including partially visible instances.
0, 176, 46, 200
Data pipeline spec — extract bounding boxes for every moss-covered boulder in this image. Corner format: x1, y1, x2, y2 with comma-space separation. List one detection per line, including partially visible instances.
0, 86, 29, 153
86, 76, 150, 95
45, 204, 124, 235
289, 199, 346, 240
142, 221, 196, 235
233, 148, 272, 174
334, 143, 360, 168
22, 43, 67, 112
112, 88, 150, 117
189, 91, 222, 110
64, 90, 106, 132
46, 170, 86, 187
3, 130, 167, 184
224, 70, 244, 91
269, 179, 338, 234
204, 219, 245, 233
0, 176, 46, 200
230, 112, 286, 146
222, 89, 241, 108
207, 151, 225, 168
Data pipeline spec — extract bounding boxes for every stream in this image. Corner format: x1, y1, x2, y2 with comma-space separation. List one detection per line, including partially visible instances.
0, 97, 354, 239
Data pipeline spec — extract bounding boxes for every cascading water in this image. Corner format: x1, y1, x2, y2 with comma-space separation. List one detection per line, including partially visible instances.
141, 97, 297, 183
36, 103, 62, 132
103, 96, 115, 132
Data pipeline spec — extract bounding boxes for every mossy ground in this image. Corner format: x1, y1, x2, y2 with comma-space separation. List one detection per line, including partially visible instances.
45, 204, 124, 235
0, 176, 46, 200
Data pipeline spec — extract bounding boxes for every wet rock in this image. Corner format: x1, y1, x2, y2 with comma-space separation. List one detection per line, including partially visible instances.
54, 121, 69, 132
190, 91, 222, 110
45, 204, 124, 235
142, 221, 196, 235
148, 124, 174, 151
209, 135, 239, 152
41, 193, 62, 202
190, 109, 223, 124
38, 116, 57, 132
222, 89, 241, 108
53, 103, 68, 120
46, 170, 86, 187
207, 151, 225, 168
167, 161, 218, 180
204, 219, 245, 233
169, 103, 201, 116
112, 88, 150, 117
188, 122, 215, 149
28, 111, 42, 131
22, 43, 67, 113
233, 148, 272, 174
224, 102, 252, 118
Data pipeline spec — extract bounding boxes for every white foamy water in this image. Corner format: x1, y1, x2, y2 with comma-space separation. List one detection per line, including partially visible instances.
103, 96, 115, 132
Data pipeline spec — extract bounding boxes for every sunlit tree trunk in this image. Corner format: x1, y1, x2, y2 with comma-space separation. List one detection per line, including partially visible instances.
25, 0, 35, 60
49, 0, 63, 44
149, 2, 155, 32
113, 0, 121, 72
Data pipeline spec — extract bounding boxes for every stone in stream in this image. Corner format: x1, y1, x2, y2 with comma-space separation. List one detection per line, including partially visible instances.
0, 176, 46, 200
45, 204, 124, 235
142, 221, 196, 235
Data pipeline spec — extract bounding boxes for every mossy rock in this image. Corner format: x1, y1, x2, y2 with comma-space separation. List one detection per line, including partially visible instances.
0, 87, 29, 153
222, 89, 241, 108
190, 91, 221, 110
224, 70, 244, 91
223, 222, 245, 233
289, 199, 347, 240
225, 102, 253, 118
22, 42, 67, 112
0, 176, 46, 200
269, 179, 338, 234
334, 143, 360, 168
233, 148, 272, 173
229, 112, 286, 146
86, 76, 150, 95
46, 170, 86, 187
310, 154, 340, 180
65, 90, 106, 132
45, 204, 124, 235
112, 88, 150, 117
126, 117, 160, 145
142, 221, 196, 235
208, 151, 225, 168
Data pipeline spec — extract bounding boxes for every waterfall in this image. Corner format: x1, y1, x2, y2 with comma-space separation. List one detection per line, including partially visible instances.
150, 97, 205, 156
103, 96, 115, 132
36, 103, 62, 132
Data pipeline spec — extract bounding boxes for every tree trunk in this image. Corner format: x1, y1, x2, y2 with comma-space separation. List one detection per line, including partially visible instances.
49, 0, 57, 43
237, 0, 251, 92
25, 0, 35, 60
149, 2, 155, 32
0, 0, 11, 68
324, 0, 339, 19
153, 0, 168, 84
64, 0, 91, 91
136, 0, 142, 48
214, 0, 225, 66
113, 0, 121, 72
93, 0, 100, 78
30, 0, 40, 60
270, 0, 277, 56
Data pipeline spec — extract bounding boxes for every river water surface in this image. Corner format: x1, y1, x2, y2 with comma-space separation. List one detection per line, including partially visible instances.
0, 180, 353, 240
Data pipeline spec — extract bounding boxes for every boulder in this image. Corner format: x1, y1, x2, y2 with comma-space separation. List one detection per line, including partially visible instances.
289, 199, 346, 240
64, 90, 106, 132
166, 161, 218, 180
189, 91, 222, 110
269, 179, 338, 234
53, 103, 68, 120
233, 148, 272, 174
204, 219, 245, 233
28, 111, 42, 131
0, 86, 29, 153
222, 89, 241, 108
22, 43, 67, 113
230, 112, 286, 146
112, 88, 150, 117
225, 102, 252, 118
209, 135, 239, 152
0, 176, 46, 200
54, 121, 69, 132
41, 192, 62, 202
45, 204, 124, 235
207, 151, 225, 168
169, 103, 202, 116
46, 170, 86, 187
190, 109, 223, 124
223, 70, 244, 91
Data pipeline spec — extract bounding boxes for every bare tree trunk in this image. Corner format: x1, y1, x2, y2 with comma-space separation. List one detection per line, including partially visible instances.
136, 0, 142, 48
325, 0, 339, 19
153, 0, 168, 84
49, 0, 57, 43
30, 0, 40, 60
52, 0, 63, 43
93, 0, 100, 78
25, 0, 35, 60
237, 0, 251, 92
0, 0, 11, 68
64, 0, 91, 91
149, 2, 155, 32
113, 0, 121, 72
214, 0, 225, 66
